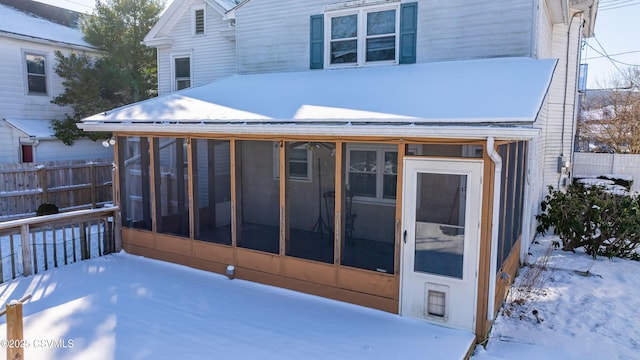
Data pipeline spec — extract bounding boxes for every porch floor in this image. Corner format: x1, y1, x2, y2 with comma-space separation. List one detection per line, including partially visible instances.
0, 252, 476, 360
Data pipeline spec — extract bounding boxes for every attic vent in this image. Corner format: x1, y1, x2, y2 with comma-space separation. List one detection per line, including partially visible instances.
195, 9, 204, 34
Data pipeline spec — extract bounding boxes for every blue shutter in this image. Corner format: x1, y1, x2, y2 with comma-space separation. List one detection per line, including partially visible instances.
399, 2, 418, 64
310, 14, 324, 69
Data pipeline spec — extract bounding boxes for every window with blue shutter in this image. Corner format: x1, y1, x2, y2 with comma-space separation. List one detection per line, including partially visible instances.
399, 2, 418, 64
310, 15, 324, 69
316, 2, 417, 68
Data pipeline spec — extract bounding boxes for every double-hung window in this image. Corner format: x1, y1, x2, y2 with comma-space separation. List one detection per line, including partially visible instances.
310, 2, 417, 69
346, 145, 397, 203
173, 56, 191, 91
25, 53, 47, 95
274, 143, 312, 181
327, 5, 398, 66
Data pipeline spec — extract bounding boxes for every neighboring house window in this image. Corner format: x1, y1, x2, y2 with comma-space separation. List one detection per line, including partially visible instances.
310, 2, 417, 69
194, 8, 205, 35
25, 53, 47, 95
21, 145, 33, 163
346, 144, 397, 202
274, 144, 312, 181
173, 56, 191, 91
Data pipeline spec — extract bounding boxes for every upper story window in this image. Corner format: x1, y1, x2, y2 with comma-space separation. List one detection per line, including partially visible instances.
310, 2, 417, 69
193, 7, 205, 35
329, 7, 398, 65
25, 53, 47, 95
173, 56, 191, 91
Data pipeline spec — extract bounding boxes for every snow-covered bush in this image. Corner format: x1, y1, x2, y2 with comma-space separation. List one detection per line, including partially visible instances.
536, 184, 640, 260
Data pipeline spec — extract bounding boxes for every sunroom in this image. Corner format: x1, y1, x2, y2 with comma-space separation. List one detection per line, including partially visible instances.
80, 57, 554, 339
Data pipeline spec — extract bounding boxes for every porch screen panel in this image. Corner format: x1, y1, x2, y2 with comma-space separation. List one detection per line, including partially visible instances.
236, 140, 280, 254
340, 143, 396, 273
193, 139, 231, 245
155, 137, 189, 237
119, 136, 152, 230
285, 142, 335, 263
496, 141, 527, 269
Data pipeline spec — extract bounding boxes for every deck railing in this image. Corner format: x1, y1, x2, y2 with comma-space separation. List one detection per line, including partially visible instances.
0, 207, 120, 282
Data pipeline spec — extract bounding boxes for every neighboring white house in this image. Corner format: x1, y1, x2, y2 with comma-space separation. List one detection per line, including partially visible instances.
80, 0, 598, 344
0, 0, 112, 164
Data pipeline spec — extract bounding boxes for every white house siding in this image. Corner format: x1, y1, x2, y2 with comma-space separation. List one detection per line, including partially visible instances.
417, 0, 533, 62
156, 0, 236, 96
535, 0, 554, 59
540, 17, 581, 189
0, 123, 18, 163
33, 139, 113, 163
235, 0, 535, 74
0, 37, 75, 120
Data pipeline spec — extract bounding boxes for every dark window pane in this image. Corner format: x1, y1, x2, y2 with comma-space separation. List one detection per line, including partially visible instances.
175, 58, 190, 78
350, 150, 376, 172
26, 54, 45, 74
367, 9, 395, 35
290, 162, 308, 178
366, 36, 396, 61
290, 148, 307, 161
331, 40, 357, 64
331, 14, 357, 39
176, 79, 191, 90
27, 75, 46, 94
349, 173, 376, 197
383, 174, 397, 199
414, 173, 466, 279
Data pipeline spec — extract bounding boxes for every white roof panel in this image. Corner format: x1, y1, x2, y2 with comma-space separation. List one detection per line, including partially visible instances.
0, 3, 92, 48
84, 57, 557, 125
4, 119, 55, 138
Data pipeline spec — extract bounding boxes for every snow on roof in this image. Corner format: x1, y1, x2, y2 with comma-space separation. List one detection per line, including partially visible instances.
4, 119, 55, 138
0, 3, 93, 48
84, 57, 556, 126
212, 0, 242, 11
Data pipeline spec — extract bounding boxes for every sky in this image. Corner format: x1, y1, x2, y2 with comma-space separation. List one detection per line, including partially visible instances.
32, 0, 639, 90
583, 0, 640, 89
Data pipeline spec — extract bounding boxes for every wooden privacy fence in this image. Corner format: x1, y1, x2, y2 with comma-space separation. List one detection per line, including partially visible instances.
0, 159, 113, 221
0, 208, 119, 283
573, 152, 640, 192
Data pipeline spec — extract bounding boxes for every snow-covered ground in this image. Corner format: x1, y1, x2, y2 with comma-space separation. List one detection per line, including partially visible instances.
0, 235, 637, 359
0, 251, 474, 360
473, 236, 640, 360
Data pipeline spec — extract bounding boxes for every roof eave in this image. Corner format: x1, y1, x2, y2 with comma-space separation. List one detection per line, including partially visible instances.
78, 121, 540, 141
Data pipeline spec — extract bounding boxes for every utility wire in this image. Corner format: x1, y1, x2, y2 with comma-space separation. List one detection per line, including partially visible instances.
584, 42, 639, 67
585, 49, 640, 60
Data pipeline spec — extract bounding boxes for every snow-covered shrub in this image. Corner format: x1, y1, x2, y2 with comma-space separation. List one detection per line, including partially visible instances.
536, 184, 640, 260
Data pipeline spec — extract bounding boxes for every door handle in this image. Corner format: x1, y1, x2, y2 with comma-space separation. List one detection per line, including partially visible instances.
403, 230, 407, 244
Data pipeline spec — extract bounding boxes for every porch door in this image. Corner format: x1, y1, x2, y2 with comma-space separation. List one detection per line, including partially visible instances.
400, 158, 483, 331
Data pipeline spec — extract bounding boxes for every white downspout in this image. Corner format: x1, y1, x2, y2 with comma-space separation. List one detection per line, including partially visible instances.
486, 136, 502, 321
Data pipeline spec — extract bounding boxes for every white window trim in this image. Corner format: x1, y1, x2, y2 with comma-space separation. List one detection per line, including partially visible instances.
170, 53, 192, 92
346, 144, 397, 205
192, 5, 206, 36
22, 50, 49, 96
324, 3, 400, 68
273, 143, 313, 182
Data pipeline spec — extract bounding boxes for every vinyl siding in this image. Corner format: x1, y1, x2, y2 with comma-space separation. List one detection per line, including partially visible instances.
235, 0, 534, 74
156, 0, 236, 96
0, 37, 100, 121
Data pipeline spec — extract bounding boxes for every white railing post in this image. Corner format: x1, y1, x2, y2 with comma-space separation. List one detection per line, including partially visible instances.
20, 225, 32, 276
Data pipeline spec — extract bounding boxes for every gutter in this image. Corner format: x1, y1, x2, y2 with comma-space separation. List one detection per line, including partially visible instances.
486, 136, 502, 321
